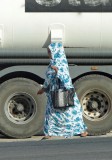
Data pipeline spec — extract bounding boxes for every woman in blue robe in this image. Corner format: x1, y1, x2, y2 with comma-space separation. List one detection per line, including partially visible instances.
37, 42, 88, 139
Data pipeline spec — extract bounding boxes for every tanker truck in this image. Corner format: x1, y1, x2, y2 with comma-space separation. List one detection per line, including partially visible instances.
0, 0, 112, 138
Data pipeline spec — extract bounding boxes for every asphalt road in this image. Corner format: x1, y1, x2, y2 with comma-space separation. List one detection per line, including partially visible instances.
0, 136, 112, 160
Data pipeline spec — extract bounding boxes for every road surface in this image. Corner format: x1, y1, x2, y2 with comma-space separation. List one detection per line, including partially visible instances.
0, 135, 112, 160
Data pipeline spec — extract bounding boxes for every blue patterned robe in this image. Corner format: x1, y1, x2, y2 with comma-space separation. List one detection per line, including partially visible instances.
43, 42, 87, 138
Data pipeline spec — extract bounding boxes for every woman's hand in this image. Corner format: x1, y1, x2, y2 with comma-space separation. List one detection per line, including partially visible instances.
37, 88, 45, 94
51, 65, 58, 73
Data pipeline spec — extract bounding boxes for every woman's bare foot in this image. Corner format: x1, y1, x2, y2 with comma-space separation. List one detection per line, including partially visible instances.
81, 132, 88, 137
42, 136, 52, 140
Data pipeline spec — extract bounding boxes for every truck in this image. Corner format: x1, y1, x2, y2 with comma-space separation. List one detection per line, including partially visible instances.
0, 0, 112, 138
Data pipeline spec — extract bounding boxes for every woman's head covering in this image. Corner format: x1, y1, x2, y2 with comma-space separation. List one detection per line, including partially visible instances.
48, 42, 73, 89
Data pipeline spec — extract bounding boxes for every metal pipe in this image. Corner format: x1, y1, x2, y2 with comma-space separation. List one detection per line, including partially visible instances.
0, 48, 112, 58
0, 58, 112, 65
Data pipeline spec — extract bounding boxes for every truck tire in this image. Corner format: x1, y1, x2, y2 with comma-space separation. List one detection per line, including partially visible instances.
0, 78, 46, 138
74, 74, 112, 135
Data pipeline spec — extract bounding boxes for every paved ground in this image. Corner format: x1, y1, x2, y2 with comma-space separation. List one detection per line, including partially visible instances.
0, 136, 112, 160
0, 131, 112, 142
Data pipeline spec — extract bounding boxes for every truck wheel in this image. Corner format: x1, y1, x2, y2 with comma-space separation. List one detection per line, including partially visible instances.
0, 78, 46, 138
74, 74, 112, 135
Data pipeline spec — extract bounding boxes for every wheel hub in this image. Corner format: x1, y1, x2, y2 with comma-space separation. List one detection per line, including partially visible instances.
81, 90, 111, 121
91, 101, 98, 109
4, 93, 37, 124
16, 104, 24, 112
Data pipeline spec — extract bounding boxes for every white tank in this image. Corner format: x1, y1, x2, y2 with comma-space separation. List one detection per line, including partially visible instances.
0, 0, 112, 49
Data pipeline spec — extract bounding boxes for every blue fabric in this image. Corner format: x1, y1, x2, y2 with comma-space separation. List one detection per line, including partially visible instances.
44, 42, 73, 90
43, 42, 87, 138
